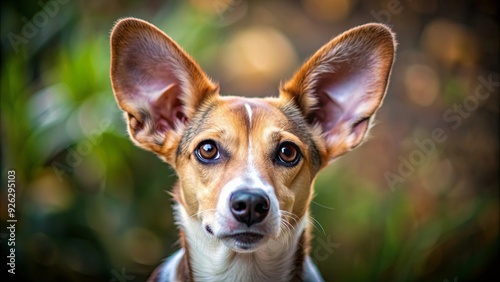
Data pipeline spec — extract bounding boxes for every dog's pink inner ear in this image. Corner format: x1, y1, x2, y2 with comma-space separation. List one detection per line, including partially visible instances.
112, 34, 188, 135
110, 18, 217, 143
283, 23, 396, 160
308, 59, 382, 147
150, 84, 186, 133
308, 62, 366, 131
115, 65, 187, 137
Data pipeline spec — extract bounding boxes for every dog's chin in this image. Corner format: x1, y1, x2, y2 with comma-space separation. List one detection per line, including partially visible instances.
220, 232, 267, 253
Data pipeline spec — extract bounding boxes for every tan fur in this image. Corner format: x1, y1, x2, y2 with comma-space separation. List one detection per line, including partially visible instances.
174, 97, 317, 219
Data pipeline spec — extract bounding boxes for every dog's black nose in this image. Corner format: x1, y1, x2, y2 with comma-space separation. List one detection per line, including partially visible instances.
230, 190, 270, 227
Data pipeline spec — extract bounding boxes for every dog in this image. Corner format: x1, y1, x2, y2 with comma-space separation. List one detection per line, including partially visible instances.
110, 18, 396, 282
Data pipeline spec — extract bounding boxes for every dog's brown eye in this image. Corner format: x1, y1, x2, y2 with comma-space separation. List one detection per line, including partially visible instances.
276, 142, 301, 166
196, 140, 219, 162
279, 143, 297, 162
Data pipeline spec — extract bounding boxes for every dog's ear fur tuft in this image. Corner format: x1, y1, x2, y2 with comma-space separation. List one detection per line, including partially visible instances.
110, 18, 218, 161
281, 23, 396, 162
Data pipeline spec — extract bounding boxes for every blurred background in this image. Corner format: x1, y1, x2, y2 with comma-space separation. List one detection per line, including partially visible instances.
1, 0, 498, 281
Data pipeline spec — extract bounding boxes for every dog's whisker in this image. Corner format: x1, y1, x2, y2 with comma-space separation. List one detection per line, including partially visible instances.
283, 217, 297, 233
311, 200, 335, 210
190, 209, 217, 219
280, 210, 301, 227
308, 215, 326, 235
279, 220, 291, 235
174, 209, 217, 227
279, 215, 297, 239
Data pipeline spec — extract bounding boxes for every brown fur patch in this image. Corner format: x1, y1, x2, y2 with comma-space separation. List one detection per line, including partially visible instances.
176, 229, 193, 282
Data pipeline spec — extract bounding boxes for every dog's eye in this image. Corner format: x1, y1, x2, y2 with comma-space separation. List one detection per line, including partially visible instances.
276, 142, 301, 167
196, 140, 219, 162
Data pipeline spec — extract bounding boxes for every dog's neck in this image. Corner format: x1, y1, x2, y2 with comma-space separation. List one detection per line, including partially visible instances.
174, 203, 309, 281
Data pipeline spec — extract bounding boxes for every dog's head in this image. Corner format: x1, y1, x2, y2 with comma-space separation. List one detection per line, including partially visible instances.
110, 18, 395, 252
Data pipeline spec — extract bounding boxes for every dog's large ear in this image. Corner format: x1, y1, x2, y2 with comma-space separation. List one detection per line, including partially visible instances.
281, 23, 396, 163
110, 18, 218, 161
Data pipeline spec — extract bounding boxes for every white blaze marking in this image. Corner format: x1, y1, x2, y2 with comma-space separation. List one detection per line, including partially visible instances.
244, 103, 253, 126
245, 103, 254, 167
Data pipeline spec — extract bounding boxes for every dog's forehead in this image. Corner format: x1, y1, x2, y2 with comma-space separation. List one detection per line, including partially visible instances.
177, 96, 284, 155
213, 96, 284, 124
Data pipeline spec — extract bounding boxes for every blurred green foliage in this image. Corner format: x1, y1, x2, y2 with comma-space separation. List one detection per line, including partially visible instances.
1, 0, 498, 281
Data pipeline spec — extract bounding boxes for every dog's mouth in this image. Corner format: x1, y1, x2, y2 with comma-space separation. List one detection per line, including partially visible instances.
220, 232, 265, 251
